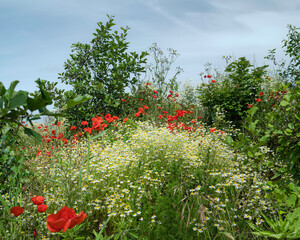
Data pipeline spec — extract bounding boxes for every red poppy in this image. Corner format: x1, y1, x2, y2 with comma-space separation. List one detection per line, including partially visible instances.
256, 98, 261, 103
248, 104, 253, 108
32, 196, 45, 205
153, 90, 158, 94
158, 115, 163, 119
121, 99, 126, 102
70, 126, 77, 131
259, 92, 264, 96
123, 118, 128, 123
10, 206, 24, 217
143, 105, 149, 109
146, 83, 151, 86
158, 107, 162, 110
210, 128, 216, 133
47, 206, 87, 233
152, 95, 157, 98
204, 75, 207, 78
37, 204, 48, 213
211, 80, 216, 83
81, 121, 88, 126
207, 75, 212, 78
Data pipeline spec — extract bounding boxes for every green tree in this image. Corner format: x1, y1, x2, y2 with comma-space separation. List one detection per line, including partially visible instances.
58, 15, 149, 125
197, 57, 268, 128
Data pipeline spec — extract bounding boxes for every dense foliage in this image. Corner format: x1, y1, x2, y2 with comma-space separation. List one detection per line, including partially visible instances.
0, 23, 299, 239
58, 15, 148, 126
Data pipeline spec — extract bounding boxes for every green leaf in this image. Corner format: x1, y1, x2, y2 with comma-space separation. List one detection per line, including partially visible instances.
65, 94, 92, 109
248, 151, 254, 158
23, 127, 42, 144
226, 136, 233, 145
8, 92, 27, 109
4, 80, 19, 101
0, 82, 6, 96
280, 100, 289, 107
91, 130, 107, 140
248, 106, 259, 116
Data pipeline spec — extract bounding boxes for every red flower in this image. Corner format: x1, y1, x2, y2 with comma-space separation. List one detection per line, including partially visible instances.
248, 104, 253, 108
175, 93, 178, 97
143, 105, 149, 109
83, 127, 92, 134
121, 99, 126, 102
10, 206, 24, 217
123, 118, 128, 123
256, 98, 261, 103
70, 126, 77, 131
81, 121, 88, 126
204, 75, 207, 78
207, 75, 212, 78
210, 128, 216, 133
152, 95, 157, 98
169, 91, 173, 94
158, 107, 162, 110
158, 115, 163, 119
37, 204, 48, 213
46, 206, 87, 233
259, 92, 264, 96
146, 83, 151, 86
32, 196, 45, 205
153, 90, 158, 94
211, 80, 216, 83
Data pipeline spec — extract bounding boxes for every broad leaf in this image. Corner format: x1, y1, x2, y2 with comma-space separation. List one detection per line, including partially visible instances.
23, 127, 42, 144
8, 92, 27, 109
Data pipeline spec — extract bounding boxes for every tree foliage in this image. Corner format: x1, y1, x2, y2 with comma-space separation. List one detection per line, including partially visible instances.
58, 15, 149, 125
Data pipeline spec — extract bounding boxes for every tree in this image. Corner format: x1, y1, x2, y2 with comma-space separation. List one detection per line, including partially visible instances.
58, 15, 149, 125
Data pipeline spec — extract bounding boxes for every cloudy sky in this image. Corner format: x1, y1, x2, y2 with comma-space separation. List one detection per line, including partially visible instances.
0, 0, 299, 93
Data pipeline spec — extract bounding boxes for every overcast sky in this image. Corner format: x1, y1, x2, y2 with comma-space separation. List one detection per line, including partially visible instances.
1, 0, 299, 93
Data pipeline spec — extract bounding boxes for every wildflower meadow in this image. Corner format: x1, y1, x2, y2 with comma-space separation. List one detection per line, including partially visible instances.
0, 18, 299, 240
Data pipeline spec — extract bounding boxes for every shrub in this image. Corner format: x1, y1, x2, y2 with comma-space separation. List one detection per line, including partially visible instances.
58, 15, 149, 126
197, 57, 268, 128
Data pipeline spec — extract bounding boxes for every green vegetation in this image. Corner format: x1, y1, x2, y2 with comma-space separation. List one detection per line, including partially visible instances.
0, 20, 299, 239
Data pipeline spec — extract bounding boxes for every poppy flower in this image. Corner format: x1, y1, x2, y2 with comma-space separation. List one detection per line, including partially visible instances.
37, 204, 48, 213
204, 75, 207, 78
158, 107, 162, 110
120, 99, 126, 102
259, 92, 264, 96
32, 196, 45, 205
46, 206, 87, 233
70, 126, 77, 131
81, 121, 88, 126
146, 83, 151, 86
207, 75, 212, 78
211, 80, 216, 83
152, 95, 157, 98
256, 98, 261, 103
210, 128, 216, 133
153, 90, 158, 94
10, 206, 24, 217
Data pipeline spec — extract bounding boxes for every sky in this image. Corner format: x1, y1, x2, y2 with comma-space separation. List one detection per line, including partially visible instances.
0, 0, 299, 94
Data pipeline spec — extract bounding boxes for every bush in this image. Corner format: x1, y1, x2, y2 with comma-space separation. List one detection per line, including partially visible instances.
197, 57, 268, 128
58, 15, 149, 126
